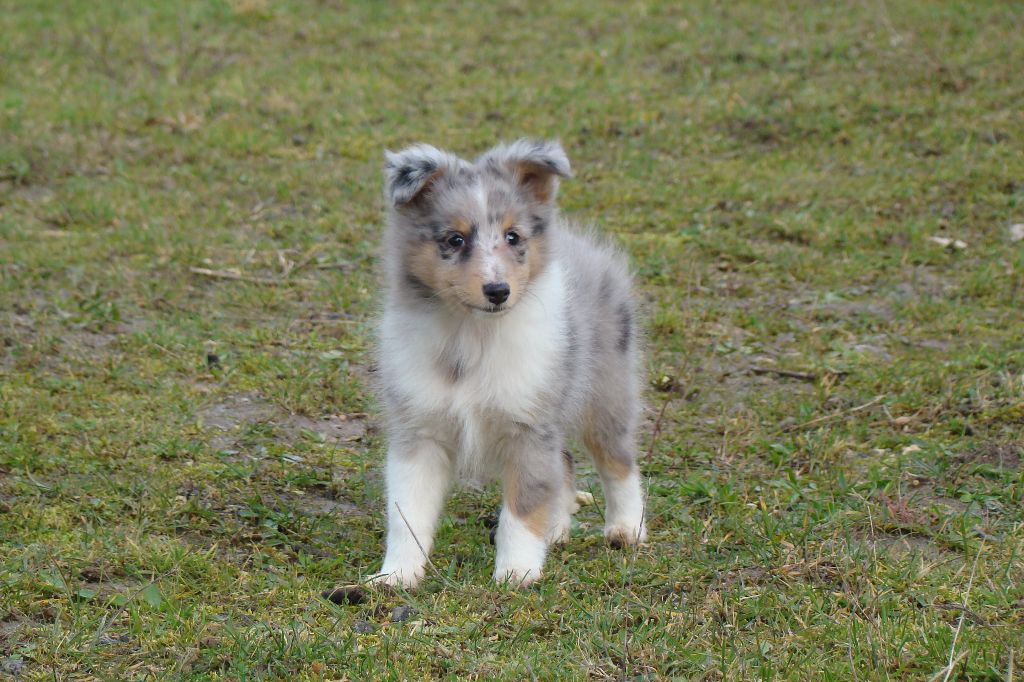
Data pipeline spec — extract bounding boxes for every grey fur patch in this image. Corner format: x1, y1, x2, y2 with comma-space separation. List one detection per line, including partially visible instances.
511, 240, 528, 264
457, 226, 477, 263
446, 358, 464, 382
530, 213, 547, 235
384, 144, 465, 206
617, 303, 633, 352
416, 221, 444, 238
438, 344, 466, 383
511, 466, 557, 519
538, 424, 557, 445
563, 318, 581, 377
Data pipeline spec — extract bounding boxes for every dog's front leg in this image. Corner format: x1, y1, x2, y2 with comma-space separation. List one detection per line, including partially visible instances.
494, 436, 568, 587
373, 439, 451, 589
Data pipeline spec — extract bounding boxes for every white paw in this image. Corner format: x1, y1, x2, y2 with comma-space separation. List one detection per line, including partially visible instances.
493, 508, 548, 587
549, 518, 572, 544
369, 565, 424, 589
574, 490, 595, 507
604, 521, 648, 548
493, 563, 542, 588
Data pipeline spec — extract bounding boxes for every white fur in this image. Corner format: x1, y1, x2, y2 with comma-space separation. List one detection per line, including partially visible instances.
379, 263, 568, 483
372, 440, 452, 588
548, 481, 575, 544
480, 239, 505, 284
493, 506, 548, 586
601, 469, 648, 545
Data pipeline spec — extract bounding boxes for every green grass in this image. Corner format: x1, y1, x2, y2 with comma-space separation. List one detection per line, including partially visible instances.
2, 0, 1023, 679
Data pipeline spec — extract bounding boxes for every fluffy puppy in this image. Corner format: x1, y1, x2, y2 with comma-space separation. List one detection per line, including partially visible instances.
373, 139, 646, 587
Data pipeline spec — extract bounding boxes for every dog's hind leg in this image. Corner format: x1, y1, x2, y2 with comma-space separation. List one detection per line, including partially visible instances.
372, 439, 452, 589
583, 403, 648, 548
549, 449, 578, 544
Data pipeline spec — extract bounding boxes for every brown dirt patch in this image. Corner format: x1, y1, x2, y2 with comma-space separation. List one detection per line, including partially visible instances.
198, 391, 278, 432
197, 391, 369, 451
287, 491, 358, 516
953, 443, 1022, 470
278, 413, 368, 445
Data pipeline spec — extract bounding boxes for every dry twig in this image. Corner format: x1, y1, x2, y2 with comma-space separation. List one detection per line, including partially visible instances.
783, 395, 885, 432
189, 266, 283, 286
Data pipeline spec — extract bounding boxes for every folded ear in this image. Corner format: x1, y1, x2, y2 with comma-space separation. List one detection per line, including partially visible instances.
383, 144, 462, 207
480, 138, 572, 204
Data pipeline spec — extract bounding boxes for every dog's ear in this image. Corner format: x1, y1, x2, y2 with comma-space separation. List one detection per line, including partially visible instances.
384, 144, 461, 208
481, 138, 572, 204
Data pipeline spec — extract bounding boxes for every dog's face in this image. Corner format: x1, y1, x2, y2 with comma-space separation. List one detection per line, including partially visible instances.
383, 139, 571, 314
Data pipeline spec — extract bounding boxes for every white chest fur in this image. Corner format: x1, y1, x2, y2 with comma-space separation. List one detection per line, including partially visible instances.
380, 263, 568, 480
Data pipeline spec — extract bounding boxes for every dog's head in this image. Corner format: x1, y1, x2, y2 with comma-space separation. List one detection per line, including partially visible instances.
383, 139, 571, 314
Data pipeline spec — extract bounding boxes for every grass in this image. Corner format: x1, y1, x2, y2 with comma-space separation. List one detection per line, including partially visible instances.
2, 0, 1023, 679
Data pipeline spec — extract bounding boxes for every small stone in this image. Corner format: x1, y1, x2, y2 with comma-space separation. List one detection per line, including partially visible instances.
391, 605, 416, 623
351, 619, 376, 634
1010, 223, 1024, 242
321, 585, 367, 605
1, 659, 26, 676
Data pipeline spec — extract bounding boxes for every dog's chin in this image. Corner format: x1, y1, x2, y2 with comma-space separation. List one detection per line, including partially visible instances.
467, 302, 512, 317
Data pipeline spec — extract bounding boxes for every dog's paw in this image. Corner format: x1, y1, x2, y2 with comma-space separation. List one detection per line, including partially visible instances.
604, 522, 648, 549
368, 566, 423, 590
549, 526, 571, 545
493, 565, 542, 588
548, 512, 573, 545
574, 490, 595, 508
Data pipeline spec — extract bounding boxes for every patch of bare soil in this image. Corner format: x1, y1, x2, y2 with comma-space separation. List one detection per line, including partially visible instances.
197, 391, 369, 451
61, 328, 124, 352
953, 443, 1022, 470
198, 391, 278, 432
717, 557, 842, 589
0, 312, 37, 368
864, 531, 949, 559
278, 414, 368, 445
287, 491, 358, 516
803, 297, 896, 325
1, 307, 148, 370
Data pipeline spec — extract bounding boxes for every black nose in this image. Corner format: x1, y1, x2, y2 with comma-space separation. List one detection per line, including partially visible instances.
482, 282, 510, 305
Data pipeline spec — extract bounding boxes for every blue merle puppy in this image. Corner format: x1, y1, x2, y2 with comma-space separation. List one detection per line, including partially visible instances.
372, 138, 647, 587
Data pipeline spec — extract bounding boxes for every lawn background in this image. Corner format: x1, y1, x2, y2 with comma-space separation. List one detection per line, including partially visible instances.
1, 0, 1023, 679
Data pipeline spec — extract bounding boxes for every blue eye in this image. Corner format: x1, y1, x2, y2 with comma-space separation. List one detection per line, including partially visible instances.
505, 231, 521, 246
447, 233, 465, 248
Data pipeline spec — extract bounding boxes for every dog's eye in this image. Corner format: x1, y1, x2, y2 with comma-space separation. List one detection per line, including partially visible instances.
446, 233, 465, 248
505, 230, 521, 246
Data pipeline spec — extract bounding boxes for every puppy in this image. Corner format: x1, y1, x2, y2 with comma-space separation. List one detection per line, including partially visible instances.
373, 139, 646, 588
